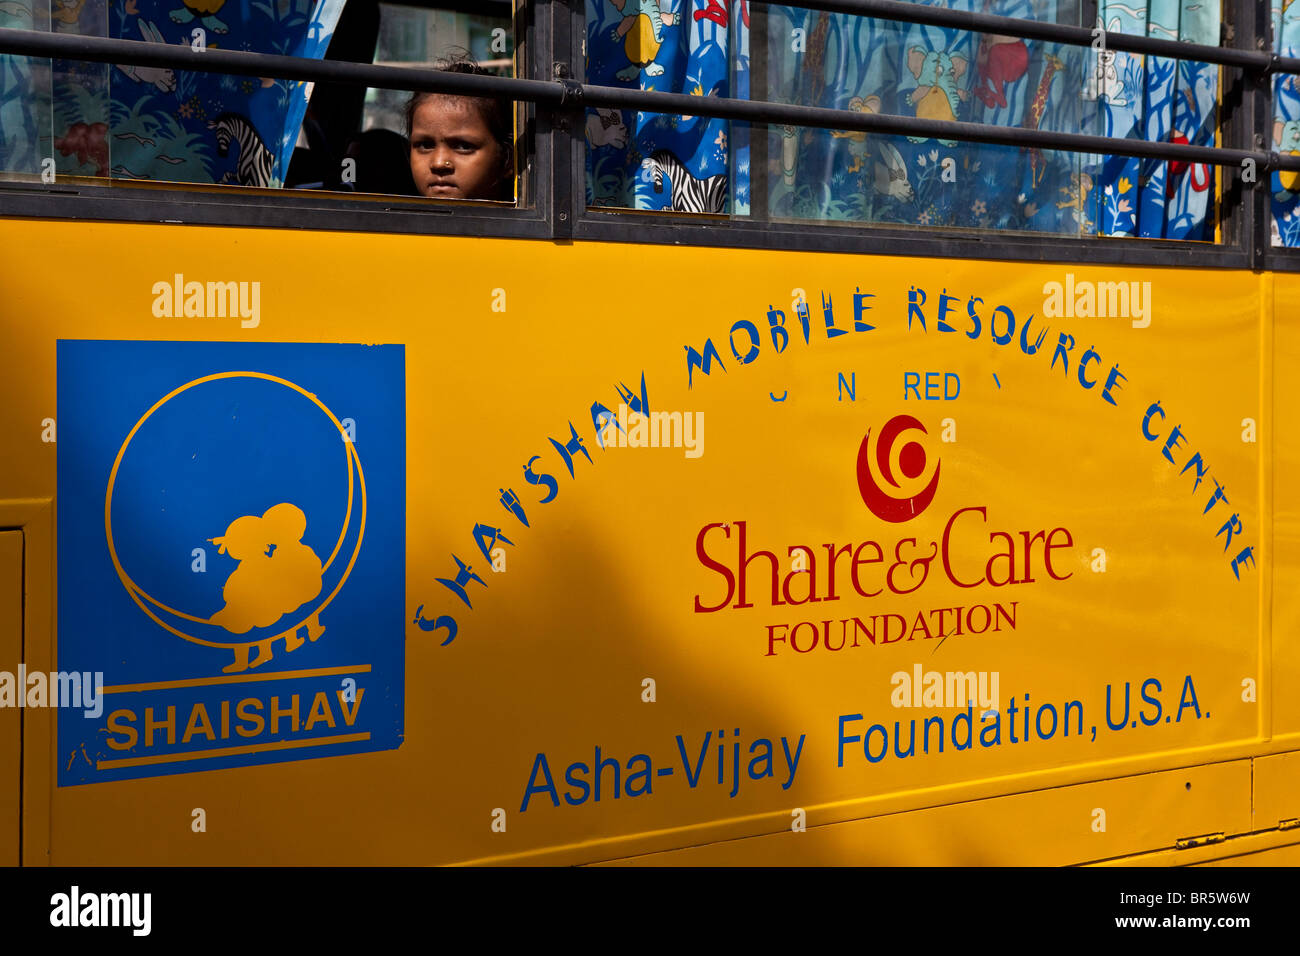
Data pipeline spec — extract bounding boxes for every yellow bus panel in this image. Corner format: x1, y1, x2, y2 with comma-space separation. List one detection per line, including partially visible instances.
0, 218, 1290, 864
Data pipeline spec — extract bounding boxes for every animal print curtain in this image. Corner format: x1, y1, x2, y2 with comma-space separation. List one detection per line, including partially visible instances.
1092, 0, 1219, 239
584, 0, 1222, 242
760, 0, 1094, 233
1273, 0, 1300, 245
0, 0, 343, 187
0, 1, 50, 175
586, 0, 746, 213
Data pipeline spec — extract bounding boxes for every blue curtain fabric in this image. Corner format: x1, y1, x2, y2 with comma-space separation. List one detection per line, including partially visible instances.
1273, 0, 1300, 245
761, 0, 1091, 233
0, 1, 52, 176
585, 0, 746, 213
1095, 0, 1218, 240
585, 0, 1222, 242
1, 0, 343, 186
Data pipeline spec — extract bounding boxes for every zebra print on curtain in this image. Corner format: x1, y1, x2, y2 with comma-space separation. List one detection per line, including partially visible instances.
44, 0, 343, 187
585, 1, 748, 214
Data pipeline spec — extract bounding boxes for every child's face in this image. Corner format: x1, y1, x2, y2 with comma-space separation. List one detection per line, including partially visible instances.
409, 97, 506, 201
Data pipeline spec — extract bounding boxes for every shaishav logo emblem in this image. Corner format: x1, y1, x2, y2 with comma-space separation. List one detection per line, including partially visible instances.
104, 372, 366, 673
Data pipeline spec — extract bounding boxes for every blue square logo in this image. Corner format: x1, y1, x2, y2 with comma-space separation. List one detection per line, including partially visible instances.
56, 341, 405, 785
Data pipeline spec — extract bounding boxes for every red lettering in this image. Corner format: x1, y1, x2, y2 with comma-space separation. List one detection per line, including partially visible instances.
942, 506, 986, 588
1018, 529, 1047, 583
694, 522, 735, 612
782, 545, 819, 605
823, 542, 854, 601
850, 540, 884, 597
765, 623, 789, 656
1044, 527, 1074, 581
879, 613, 906, 644
736, 520, 782, 610
887, 539, 935, 595
985, 530, 1016, 586
790, 621, 819, 652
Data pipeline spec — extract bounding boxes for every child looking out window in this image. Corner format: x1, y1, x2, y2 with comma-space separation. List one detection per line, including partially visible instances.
406, 57, 515, 202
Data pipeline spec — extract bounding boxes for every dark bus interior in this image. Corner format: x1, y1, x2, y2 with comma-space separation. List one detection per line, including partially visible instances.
285, 0, 514, 195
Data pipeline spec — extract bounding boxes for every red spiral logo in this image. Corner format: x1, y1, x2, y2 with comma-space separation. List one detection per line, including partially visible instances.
856, 415, 941, 522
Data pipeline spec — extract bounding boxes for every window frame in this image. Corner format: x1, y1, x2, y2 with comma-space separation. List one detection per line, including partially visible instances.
0, 0, 1296, 273
0, 0, 549, 241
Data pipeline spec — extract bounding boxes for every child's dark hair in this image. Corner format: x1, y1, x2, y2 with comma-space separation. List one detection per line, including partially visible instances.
404, 52, 514, 170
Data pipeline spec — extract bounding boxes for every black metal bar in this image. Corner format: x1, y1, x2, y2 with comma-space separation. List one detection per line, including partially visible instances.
0, 27, 566, 101
0, 178, 1250, 271
542, 0, 579, 239
3, 25, 1295, 173
515, 0, 537, 208
565, 0, 586, 224
1218, 0, 1251, 259
1251, 0, 1273, 270
579, 82, 1300, 171
0, 182, 551, 238
572, 206, 1252, 270
749, 2, 769, 222
4, 7, 1288, 79
773, 0, 1267, 70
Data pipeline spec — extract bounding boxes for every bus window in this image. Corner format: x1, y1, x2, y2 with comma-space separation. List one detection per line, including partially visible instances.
362, 5, 514, 136
0, 3, 52, 183
11, 0, 347, 189
585, 1, 1225, 243
293, 0, 520, 201
1274, 1, 1300, 246
585, 0, 732, 214
2, 0, 521, 204
750, 3, 1099, 236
